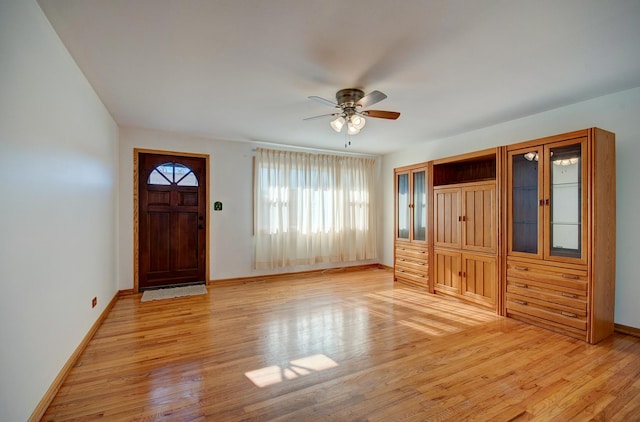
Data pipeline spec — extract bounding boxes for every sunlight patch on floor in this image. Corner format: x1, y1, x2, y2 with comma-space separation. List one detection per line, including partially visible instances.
245, 354, 338, 388
365, 288, 501, 337
398, 319, 450, 336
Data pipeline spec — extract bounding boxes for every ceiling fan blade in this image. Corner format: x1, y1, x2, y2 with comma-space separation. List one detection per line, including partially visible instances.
357, 90, 387, 108
308, 96, 338, 108
364, 110, 400, 120
303, 112, 341, 121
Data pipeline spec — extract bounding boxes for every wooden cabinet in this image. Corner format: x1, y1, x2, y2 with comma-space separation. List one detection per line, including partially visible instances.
505, 128, 615, 343
394, 163, 430, 289
432, 149, 500, 310
391, 128, 614, 343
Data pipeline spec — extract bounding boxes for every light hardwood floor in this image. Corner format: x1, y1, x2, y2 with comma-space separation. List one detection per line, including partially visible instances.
43, 267, 640, 421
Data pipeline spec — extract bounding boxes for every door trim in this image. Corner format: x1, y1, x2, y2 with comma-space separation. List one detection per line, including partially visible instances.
133, 148, 210, 293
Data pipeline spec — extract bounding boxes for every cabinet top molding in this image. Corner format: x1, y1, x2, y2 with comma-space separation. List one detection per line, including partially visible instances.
506, 128, 609, 151
432, 147, 498, 166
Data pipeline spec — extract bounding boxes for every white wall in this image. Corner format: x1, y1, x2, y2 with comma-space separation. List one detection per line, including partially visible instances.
118, 128, 380, 290
0, 1, 119, 420
382, 86, 640, 329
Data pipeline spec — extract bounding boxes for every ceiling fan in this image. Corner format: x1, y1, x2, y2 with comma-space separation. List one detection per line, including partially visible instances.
304, 88, 400, 139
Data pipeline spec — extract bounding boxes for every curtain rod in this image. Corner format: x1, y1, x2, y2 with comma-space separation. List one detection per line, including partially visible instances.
250, 141, 379, 158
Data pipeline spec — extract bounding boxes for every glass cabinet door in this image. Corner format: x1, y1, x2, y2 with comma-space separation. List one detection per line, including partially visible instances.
412, 170, 426, 241
545, 141, 585, 260
509, 147, 543, 257
396, 172, 409, 240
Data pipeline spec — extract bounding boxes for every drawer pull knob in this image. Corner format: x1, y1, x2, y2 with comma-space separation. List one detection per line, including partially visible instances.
514, 299, 528, 305
399, 258, 405, 261
515, 266, 529, 271
562, 274, 579, 279
561, 292, 578, 298
561, 311, 577, 318
514, 283, 528, 288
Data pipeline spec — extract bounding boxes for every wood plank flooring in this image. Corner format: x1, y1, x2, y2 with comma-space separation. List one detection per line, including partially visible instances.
43, 267, 640, 421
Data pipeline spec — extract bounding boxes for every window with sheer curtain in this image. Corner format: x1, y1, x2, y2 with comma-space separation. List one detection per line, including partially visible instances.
254, 148, 377, 269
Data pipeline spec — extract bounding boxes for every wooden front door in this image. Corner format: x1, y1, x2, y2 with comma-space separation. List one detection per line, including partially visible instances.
138, 153, 207, 290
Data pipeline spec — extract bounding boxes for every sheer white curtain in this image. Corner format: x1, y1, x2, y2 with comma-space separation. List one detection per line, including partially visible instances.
254, 148, 377, 269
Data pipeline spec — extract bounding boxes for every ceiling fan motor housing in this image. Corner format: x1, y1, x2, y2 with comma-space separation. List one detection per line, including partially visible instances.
336, 88, 365, 107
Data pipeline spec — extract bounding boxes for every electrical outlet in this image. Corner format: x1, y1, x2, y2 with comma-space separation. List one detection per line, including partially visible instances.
92, 297, 97, 308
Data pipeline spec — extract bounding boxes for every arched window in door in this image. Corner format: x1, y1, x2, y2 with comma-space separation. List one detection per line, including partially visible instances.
147, 162, 199, 186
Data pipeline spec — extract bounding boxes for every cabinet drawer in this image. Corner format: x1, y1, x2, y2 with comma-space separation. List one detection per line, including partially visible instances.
506, 258, 589, 340
395, 267, 428, 285
395, 257, 428, 274
395, 242, 428, 287
506, 259, 588, 293
506, 307, 587, 341
506, 292, 587, 332
506, 278, 587, 312
396, 244, 428, 261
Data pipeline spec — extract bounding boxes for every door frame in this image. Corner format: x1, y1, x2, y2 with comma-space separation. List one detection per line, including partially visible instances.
133, 148, 210, 293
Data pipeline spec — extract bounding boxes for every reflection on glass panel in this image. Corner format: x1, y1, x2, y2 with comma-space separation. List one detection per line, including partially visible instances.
550, 144, 581, 258
177, 172, 198, 186
397, 174, 409, 239
148, 169, 171, 185
512, 152, 539, 253
413, 171, 426, 241
174, 163, 190, 178
148, 162, 199, 186
156, 163, 174, 179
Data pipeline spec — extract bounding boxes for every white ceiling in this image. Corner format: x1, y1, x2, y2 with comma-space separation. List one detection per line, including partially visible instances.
38, 0, 640, 155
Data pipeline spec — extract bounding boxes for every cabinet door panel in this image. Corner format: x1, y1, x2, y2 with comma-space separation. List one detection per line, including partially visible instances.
508, 147, 544, 258
396, 172, 410, 240
434, 188, 460, 248
543, 138, 588, 264
412, 170, 427, 242
433, 249, 461, 293
462, 183, 496, 253
461, 254, 496, 307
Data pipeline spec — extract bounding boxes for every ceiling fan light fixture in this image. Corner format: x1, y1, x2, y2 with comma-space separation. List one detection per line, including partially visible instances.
330, 116, 345, 132
347, 122, 361, 135
350, 115, 366, 130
